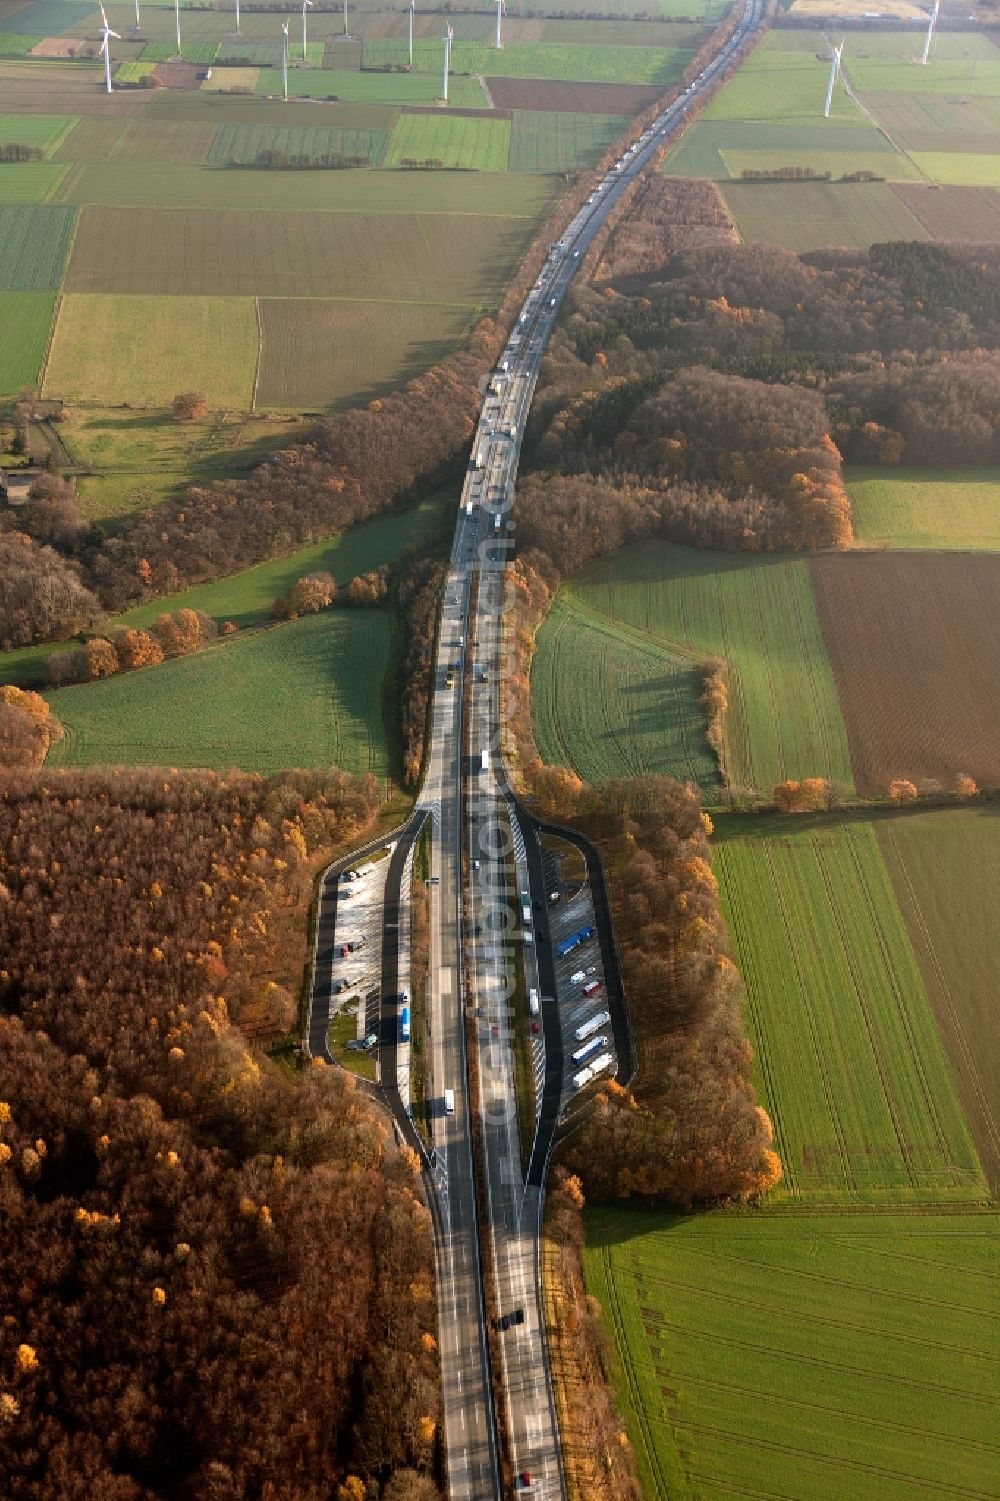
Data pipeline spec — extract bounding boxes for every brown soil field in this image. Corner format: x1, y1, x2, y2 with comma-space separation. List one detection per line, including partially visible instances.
891, 182, 1000, 241
810, 553, 1000, 795
485, 76, 664, 114
152, 62, 202, 90
0, 60, 150, 114
30, 37, 85, 57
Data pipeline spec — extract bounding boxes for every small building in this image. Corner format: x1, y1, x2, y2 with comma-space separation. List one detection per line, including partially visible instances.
0, 468, 39, 508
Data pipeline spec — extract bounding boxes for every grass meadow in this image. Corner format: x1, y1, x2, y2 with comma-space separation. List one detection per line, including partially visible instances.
586, 1205, 1000, 1501
43, 293, 259, 407
536, 543, 853, 797
0, 288, 54, 394
385, 112, 512, 171
714, 816, 985, 1198
46, 607, 392, 776
847, 465, 1000, 550
366, 37, 690, 85
877, 807, 1000, 1188
703, 34, 867, 126
507, 109, 625, 172
531, 597, 719, 791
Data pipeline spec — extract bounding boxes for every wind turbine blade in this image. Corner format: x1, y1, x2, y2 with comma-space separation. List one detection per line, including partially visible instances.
110, 28, 120, 37
99, 0, 108, 24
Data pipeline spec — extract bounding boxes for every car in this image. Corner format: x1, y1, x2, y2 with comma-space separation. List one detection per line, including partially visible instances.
472, 859, 481, 871
500, 1314, 511, 1331
573, 250, 581, 258
533, 900, 543, 914
513, 1308, 525, 1325
531, 1020, 540, 1035
491, 1023, 499, 1039
519, 1473, 532, 1489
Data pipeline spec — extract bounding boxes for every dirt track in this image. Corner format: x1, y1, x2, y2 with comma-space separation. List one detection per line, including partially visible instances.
810, 552, 1000, 795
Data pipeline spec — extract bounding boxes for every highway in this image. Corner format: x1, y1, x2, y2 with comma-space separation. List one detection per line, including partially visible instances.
311, 0, 767, 1493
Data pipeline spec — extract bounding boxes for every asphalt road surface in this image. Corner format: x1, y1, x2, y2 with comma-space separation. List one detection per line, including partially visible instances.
312, 2, 767, 1492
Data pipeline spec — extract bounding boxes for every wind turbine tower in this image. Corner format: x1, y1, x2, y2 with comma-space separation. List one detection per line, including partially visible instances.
99, 2, 120, 92
133, 0, 140, 33
301, 0, 312, 61
920, 0, 939, 64
281, 19, 289, 98
408, 0, 414, 68
494, 0, 503, 50
823, 39, 843, 118
342, 0, 348, 37
234, 0, 240, 36
173, 0, 180, 55
441, 22, 452, 101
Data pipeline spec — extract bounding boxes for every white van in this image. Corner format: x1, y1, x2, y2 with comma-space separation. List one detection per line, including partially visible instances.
444, 1089, 455, 1116
528, 989, 539, 1016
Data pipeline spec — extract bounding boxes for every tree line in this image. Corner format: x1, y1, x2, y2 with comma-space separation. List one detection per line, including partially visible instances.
0, 767, 444, 1501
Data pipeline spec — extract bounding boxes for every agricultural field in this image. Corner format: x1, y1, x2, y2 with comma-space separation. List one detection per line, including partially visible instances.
368, 37, 691, 86
43, 292, 259, 407
255, 67, 488, 107
714, 817, 984, 1196
507, 109, 625, 172
108, 117, 219, 163
809, 553, 1000, 795
0, 288, 55, 394
0, 160, 68, 199
0, 201, 76, 287
586, 1205, 1000, 1501
484, 76, 663, 114
255, 297, 474, 410
206, 122, 392, 165
720, 179, 929, 250
61, 203, 537, 302
877, 807, 1000, 1188
0, 109, 75, 149
531, 597, 719, 791
46, 607, 392, 777
663, 119, 897, 179
385, 112, 512, 171
703, 32, 867, 126
848, 465, 1000, 550
535, 543, 854, 797
891, 182, 1000, 240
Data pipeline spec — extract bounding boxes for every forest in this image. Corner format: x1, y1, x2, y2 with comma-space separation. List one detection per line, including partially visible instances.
0, 768, 443, 1501
508, 240, 1000, 563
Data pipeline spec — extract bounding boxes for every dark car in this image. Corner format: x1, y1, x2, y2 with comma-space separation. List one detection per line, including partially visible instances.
499, 1314, 511, 1331
532, 900, 543, 914
513, 1308, 525, 1325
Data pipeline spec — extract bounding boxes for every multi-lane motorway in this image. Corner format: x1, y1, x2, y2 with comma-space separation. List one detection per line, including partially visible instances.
313, 1, 767, 1492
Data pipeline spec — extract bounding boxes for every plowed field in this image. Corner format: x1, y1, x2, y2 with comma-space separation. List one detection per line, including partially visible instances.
891, 182, 1000, 240
810, 554, 1000, 794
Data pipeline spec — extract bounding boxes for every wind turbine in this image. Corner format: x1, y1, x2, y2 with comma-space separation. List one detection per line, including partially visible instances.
234, 0, 240, 36
823, 38, 843, 118
494, 0, 504, 51
920, 0, 939, 64
441, 22, 452, 102
133, 0, 140, 32
408, 0, 414, 68
301, 0, 312, 61
98, 2, 120, 92
342, 0, 348, 37
173, 0, 181, 56
281, 19, 289, 98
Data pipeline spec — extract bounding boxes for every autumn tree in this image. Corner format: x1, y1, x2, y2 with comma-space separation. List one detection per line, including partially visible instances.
954, 772, 980, 800
889, 778, 919, 805
287, 572, 336, 617
0, 686, 63, 769
82, 637, 119, 680
114, 628, 164, 671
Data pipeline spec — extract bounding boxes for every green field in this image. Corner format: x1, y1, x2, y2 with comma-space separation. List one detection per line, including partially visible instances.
587, 1205, 1000, 1501
664, 120, 895, 179
215, 41, 325, 67
715, 817, 984, 1196
113, 60, 159, 85
46, 607, 392, 776
255, 296, 474, 409
255, 66, 488, 107
0, 159, 67, 200
911, 151, 1000, 186
534, 544, 854, 796
0, 201, 75, 286
721, 148, 920, 181
703, 35, 866, 126
532, 597, 718, 791
140, 39, 219, 63
0, 0, 94, 32
54, 162, 554, 214
110, 117, 219, 164
385, 112, 512, 171
207, 121, 392, 166
0, 288, 54, 394
0, 110, 75, 150
43, 293, 259, 407
367, 37, 689, 85
721, 179, 930, 251
848, 465, 1000, 551
507, 109, 625, 172
877, 808, 1000, 1189
0, 33, 43, 56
